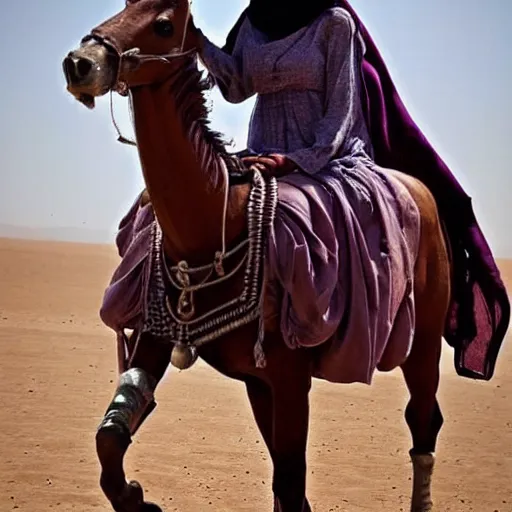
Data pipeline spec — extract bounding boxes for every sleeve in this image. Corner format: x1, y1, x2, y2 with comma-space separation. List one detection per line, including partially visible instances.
286, 9, 362, 174
198, 30, 255, 104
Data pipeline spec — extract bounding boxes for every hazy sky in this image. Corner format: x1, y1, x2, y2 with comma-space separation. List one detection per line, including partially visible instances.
0, 1, 511, 256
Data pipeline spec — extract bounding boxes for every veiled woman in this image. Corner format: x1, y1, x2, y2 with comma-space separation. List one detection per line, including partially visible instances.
192, 0, 509, 379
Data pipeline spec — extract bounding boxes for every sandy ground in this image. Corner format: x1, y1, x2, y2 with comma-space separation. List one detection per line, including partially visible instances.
0, 237, 510, 512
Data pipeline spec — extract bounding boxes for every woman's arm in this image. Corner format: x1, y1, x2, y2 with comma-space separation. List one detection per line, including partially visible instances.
286, 9, 363, 174
197, 29, 255, 104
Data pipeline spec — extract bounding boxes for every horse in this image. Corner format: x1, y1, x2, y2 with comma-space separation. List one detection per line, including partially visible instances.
62, 1, 451, 510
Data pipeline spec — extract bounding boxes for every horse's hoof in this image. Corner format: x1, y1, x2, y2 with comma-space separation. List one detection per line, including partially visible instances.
411, 506, 433, 512
141, 503, 164, 511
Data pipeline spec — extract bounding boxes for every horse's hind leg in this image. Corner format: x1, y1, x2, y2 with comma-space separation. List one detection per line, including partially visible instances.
403, 227, 450, 509
402, 272, 450, 512
96, 333, 171, 511
392, 171, 450, 511
401, 328, 443, 512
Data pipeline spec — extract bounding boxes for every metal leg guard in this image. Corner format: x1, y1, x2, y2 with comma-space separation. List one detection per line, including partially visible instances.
97, 368, 157, 445
410, 451, 435, 512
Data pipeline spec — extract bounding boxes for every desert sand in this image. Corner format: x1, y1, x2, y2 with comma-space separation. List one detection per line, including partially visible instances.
0, 237, 510, 512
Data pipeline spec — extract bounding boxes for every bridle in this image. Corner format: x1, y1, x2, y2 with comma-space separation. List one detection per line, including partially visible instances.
82, 0, 196, 147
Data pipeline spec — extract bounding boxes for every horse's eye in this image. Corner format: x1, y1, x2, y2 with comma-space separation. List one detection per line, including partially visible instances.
154, 18, 174, 38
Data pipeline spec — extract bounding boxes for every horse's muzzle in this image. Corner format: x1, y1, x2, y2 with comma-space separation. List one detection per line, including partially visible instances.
62, 39, 118, 109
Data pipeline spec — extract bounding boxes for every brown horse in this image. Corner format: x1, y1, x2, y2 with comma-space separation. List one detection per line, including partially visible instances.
62, 1, 451, 511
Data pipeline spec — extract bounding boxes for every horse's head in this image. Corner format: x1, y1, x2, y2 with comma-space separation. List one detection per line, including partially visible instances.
62, 0, 196, 108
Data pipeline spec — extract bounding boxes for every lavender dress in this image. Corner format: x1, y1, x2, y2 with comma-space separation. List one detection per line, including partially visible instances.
200, 7, 373, 174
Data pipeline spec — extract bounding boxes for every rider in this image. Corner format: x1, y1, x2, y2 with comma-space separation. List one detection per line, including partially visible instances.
192, 0, 509, 379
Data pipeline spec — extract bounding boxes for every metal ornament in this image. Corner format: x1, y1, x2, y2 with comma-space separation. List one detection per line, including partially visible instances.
170, 342, 199, 370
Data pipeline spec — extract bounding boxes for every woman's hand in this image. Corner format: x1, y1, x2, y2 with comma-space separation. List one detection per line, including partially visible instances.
242, 154, 296, 178
187, 16, 204, 52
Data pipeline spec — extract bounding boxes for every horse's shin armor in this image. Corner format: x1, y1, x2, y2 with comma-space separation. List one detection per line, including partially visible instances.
98, 368, 157, 442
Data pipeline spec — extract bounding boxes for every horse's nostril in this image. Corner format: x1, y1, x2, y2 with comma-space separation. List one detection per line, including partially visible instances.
63, 56, 76, 84
76, 58, 93, 78
63, 54, 94, 85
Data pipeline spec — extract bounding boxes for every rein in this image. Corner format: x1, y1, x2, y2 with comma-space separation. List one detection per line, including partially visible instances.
107, 42, 196, 148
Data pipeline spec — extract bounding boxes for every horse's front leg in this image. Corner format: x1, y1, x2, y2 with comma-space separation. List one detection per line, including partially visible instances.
267, 344, 313, 512
96, 333, 171, 512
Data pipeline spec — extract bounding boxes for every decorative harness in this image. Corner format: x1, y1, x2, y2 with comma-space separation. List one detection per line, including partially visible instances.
142, 168, 277, 370
89, 1, 278, 370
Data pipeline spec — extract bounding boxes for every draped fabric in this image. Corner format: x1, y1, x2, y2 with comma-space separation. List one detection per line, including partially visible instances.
219, 2, 509, 380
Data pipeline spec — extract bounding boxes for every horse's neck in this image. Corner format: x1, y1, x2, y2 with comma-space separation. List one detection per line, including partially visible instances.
130, 72, 244, 264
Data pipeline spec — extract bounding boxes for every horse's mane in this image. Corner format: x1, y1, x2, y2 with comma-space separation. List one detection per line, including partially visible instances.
173, 59, 230, 152
167, 57, 248, 188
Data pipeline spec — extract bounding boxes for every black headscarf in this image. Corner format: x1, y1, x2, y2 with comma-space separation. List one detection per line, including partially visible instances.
227, 0, 338, 45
